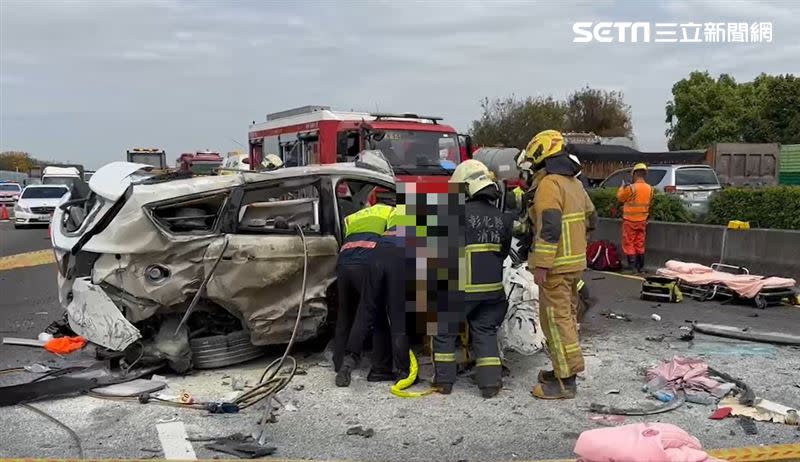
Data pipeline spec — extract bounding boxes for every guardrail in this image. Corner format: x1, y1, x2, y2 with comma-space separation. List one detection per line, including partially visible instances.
594, 218, 800, 280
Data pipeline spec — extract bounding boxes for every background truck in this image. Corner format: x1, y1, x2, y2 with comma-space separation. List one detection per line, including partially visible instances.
248, 105, 472, 185
176, 150, 223, 175
705, 143, 780, 187
127, 147, 167, 169
42, 166, 83, 189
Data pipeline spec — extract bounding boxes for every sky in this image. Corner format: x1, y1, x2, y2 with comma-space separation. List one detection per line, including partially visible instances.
1, 0, 798, 169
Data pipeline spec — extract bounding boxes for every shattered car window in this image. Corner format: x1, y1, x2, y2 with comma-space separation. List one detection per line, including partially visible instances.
238, 180, 321, 233
151, 192, 228, 234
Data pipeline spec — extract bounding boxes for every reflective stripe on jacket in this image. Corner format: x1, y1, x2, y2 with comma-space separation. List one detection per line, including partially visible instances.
529, 174, 597, 274
616, 180, 654, 222
462, 199, 513, 299
344, 203, 393, 237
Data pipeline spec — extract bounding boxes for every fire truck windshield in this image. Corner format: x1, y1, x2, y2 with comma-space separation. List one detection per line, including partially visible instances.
373, 130, 459, 175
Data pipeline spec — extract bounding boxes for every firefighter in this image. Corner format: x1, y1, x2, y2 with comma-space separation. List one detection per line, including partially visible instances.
432, 159, 513, 398
616, 163, 654, 273
516, 130, 597, 400
334, 201, 394, 387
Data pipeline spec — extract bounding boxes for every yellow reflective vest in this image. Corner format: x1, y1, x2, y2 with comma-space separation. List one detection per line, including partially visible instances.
344, 204, 394, 237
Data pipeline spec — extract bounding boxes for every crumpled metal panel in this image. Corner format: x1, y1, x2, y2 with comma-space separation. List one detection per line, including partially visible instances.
92, 239, 217, 321
204, 234, 338, 345
67, 277, 142, 350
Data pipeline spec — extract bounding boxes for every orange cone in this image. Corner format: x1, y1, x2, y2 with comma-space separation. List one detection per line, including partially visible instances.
0, 203, 9, 221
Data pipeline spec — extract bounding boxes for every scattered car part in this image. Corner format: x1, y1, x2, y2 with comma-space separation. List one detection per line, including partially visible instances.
66, 277, 141, 350
2, 337, 46, 347
175, 237, 229, 335
738, 416, 759, 435
92, 378, 167, 397
589, 392, 686, 416
190, 330, 265, 370
0, 362, 162, 407
707, 367, 755, 406
694, 323, 800, 346
191, 433, 276, 459
142, 316, 193, 373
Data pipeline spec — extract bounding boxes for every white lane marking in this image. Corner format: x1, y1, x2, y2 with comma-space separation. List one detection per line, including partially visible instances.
156, 421, 197, 460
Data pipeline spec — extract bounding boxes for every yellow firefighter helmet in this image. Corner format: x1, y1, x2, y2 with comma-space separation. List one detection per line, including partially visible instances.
633, 162, 648, 172
516, 130, 566, 173
449, 159, 497, 198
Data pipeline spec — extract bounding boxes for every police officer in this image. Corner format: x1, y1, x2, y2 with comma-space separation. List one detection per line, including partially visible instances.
432, 160, 513, 398
334, 201, 393, 387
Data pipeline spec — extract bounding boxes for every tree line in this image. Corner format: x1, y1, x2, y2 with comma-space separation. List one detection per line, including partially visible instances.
470, 72, 800, 150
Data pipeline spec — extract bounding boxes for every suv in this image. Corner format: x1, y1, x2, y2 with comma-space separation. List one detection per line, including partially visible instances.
599, 164, 722, 216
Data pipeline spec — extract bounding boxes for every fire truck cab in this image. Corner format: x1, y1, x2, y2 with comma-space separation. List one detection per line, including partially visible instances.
248, 105, 471, 183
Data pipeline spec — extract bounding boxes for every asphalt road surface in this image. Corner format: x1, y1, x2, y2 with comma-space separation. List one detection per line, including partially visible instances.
1, 221, 799, 460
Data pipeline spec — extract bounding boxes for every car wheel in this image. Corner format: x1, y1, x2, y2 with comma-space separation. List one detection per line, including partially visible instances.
190, 330, 266, 369
14, 224, 25, 229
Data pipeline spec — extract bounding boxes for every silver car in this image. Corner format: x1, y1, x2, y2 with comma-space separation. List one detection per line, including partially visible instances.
599, 164, 722, 216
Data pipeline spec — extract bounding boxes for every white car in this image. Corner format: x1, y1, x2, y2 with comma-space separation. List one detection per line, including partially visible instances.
14, 184, 70, 228
0, 182, 22, 205
50, 154, 396, 370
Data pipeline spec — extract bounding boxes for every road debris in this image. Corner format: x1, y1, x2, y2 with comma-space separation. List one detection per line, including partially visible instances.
738, 416, 759, 435
601, 311, 631, 322
645, 335, 666, 342
43, 335, 86, 354
650, 313, 661, 321
588, 414, 626, 426
191, 433, 276, 459
92, 378, 167, 397
2, 337, 46, 347
693, 323, 800, 345
589, 392, 686, 416
451, 436, 464, 446
718, 396, 798, 424
574, 423, 718, 461
284, 402, 298, 412
23, 363, 51, 373
709, 407, 732, 420
346, 426, 375, 438
605, 389, 620, 395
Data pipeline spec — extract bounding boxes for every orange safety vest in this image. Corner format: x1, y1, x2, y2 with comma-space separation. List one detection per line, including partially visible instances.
617, 179, 654, 222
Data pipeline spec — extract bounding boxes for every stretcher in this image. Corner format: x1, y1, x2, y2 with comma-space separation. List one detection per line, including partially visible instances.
656, 261, 797, 309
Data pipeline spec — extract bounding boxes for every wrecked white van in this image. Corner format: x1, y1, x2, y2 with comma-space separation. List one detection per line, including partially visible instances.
51, 156, 395, 370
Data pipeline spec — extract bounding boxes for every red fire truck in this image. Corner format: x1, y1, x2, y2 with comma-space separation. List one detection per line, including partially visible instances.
247, 105, 471, 184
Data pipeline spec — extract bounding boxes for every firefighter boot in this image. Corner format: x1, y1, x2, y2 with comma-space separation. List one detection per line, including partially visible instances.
531, 375, 577, 400
335, 354, 356, 387
537, 369, 557, 384
636, 254, 645, 274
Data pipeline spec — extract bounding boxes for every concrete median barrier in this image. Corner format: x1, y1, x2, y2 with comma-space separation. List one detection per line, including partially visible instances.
594, 218, 800, 280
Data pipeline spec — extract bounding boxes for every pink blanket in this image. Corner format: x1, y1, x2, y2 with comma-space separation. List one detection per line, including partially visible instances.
645, 357, 719, 393
656, 260, 796, 299
574, 423, 724, 462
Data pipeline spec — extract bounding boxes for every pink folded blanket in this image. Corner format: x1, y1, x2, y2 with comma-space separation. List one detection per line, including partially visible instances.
574, 422, 724, 462
656, 260, 796, 299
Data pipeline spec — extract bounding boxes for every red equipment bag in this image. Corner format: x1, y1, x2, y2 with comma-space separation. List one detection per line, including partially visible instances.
586, 240, 622, 271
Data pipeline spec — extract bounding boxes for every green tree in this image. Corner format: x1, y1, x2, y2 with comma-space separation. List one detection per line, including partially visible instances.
470, 95, 566, 149
565, 86, 633, 137
0, 151, 36, 172
665, 72, 800, 149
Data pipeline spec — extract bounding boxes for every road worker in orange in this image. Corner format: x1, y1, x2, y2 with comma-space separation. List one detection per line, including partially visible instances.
616, 163, 654, 273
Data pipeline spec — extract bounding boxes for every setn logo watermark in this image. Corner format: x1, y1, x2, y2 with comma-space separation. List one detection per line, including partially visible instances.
573, 22, 773, 43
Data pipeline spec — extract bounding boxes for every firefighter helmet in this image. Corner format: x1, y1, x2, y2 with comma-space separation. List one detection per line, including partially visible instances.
449, 159, 497, 198
516, 130, 566, 173
633, 162, 648, 172
262, 154, 283, 171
